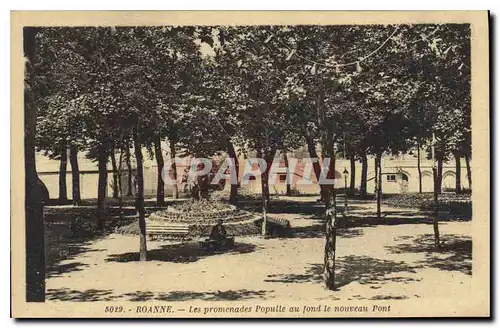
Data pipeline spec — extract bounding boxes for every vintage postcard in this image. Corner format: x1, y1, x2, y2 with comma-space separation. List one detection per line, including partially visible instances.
11, 11, 490, 318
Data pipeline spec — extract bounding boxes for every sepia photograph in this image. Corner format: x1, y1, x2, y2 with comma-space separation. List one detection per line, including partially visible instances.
11, 11, 490, 318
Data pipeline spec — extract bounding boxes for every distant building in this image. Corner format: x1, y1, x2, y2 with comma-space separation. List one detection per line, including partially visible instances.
36, 145, 470, 200
234, 154, 469, 196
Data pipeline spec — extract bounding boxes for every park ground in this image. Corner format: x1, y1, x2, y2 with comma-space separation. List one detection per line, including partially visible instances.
44, 196, 472, 302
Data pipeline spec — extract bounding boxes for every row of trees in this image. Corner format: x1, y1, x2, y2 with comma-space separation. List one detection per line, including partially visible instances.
28, 24, 471, 297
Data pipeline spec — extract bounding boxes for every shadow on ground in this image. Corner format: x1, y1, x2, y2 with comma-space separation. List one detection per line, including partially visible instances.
341, 215, 433, 229
335, 255, 422, 288
385, 234, 472, 275
149, 289, 270, 301
45, 217, 110, 278
48, 261, 90, 278
287, 223, 365, 239
264, 263, 324, 284
44, 204, 136, 278
46, 288, 271, 302
265, 255, 419, 288
106, 242, 258, 263
46, 288, 118, 301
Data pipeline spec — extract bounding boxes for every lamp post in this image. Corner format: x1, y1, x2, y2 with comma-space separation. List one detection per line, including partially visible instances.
343, 167, 349, 215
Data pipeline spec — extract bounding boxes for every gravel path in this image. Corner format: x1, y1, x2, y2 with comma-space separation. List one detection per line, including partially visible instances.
45, 197, 472, 303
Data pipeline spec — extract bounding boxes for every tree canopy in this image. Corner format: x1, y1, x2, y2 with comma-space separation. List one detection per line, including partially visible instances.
31, 23, 471, 286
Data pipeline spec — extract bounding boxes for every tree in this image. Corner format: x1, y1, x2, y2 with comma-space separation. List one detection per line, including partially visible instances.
167, 133, 179, 199
360, 153, 368, 197
180, 34, 247, 205
261, 24, 462, 285
223, 26, 299, 234
24, 26, 45, 302
69, 144, 81, 204
406, 24, 471, 196
110, 147, 120, 199
34, 27, 120, 226
262, 26, 356, 289
153, 136, 165, 205
30, 23, 472, 286
35, 98, 69, 203
112, 26, 204, 257
125, 145, 134, 196
375, 23, 470, 246
283, 151, 292, 196
133, 123, 147, 260
58, 145, 68, 202
145, 27, 203, 205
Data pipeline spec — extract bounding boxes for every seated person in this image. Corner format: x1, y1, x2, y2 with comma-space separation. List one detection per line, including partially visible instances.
210, 219, 227, 241
204, 219, 233, 249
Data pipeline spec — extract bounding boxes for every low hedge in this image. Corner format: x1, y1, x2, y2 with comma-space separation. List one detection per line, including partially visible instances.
115, 217, 261, 238
115, 215, 292, 239
383, 193, 472, 217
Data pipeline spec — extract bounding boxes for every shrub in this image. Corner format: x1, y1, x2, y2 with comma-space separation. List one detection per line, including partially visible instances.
383, 193, 472, 217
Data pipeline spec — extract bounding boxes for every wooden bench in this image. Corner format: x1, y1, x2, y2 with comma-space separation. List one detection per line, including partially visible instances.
267, 217, 291, 228
146, 221, 190, 240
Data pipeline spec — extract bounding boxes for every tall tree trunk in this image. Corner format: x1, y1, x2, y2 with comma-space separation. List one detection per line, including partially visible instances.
110, 148, 119, 199
360, 152, 368, 197
261, 189, 269, 238
437, 155, 444, 194
259, 148, 276, 236
323, 141, 337, 291
432, 165, 441, 248
257, 149, 266, 202
376, 153, 382, 219
305, 133, 326, 200
374, 157, 378, 194
227, 139, 239, 205
305, 134, 322, 182
24, 27, 45, 301
97, 144, 108, 230
169, 137, 179, 200
284, 151, 292, 196
378, 154, 383, 194
465, 153, 472, 190
58, 144, 68, 202
69, 144, 81, 205
125, 146, 133, 196
455, 153, 462, 194
117, 146, 124, 218
349, 155, 355, 195
417, 143, 422, 194
133, 125, 147, 261
263, 148, 276, 202
316, 88, 337, 291
154, 136, 165, 206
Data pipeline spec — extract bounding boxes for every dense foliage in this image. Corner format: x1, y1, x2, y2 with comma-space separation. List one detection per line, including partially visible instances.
31, 24, 471, 286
